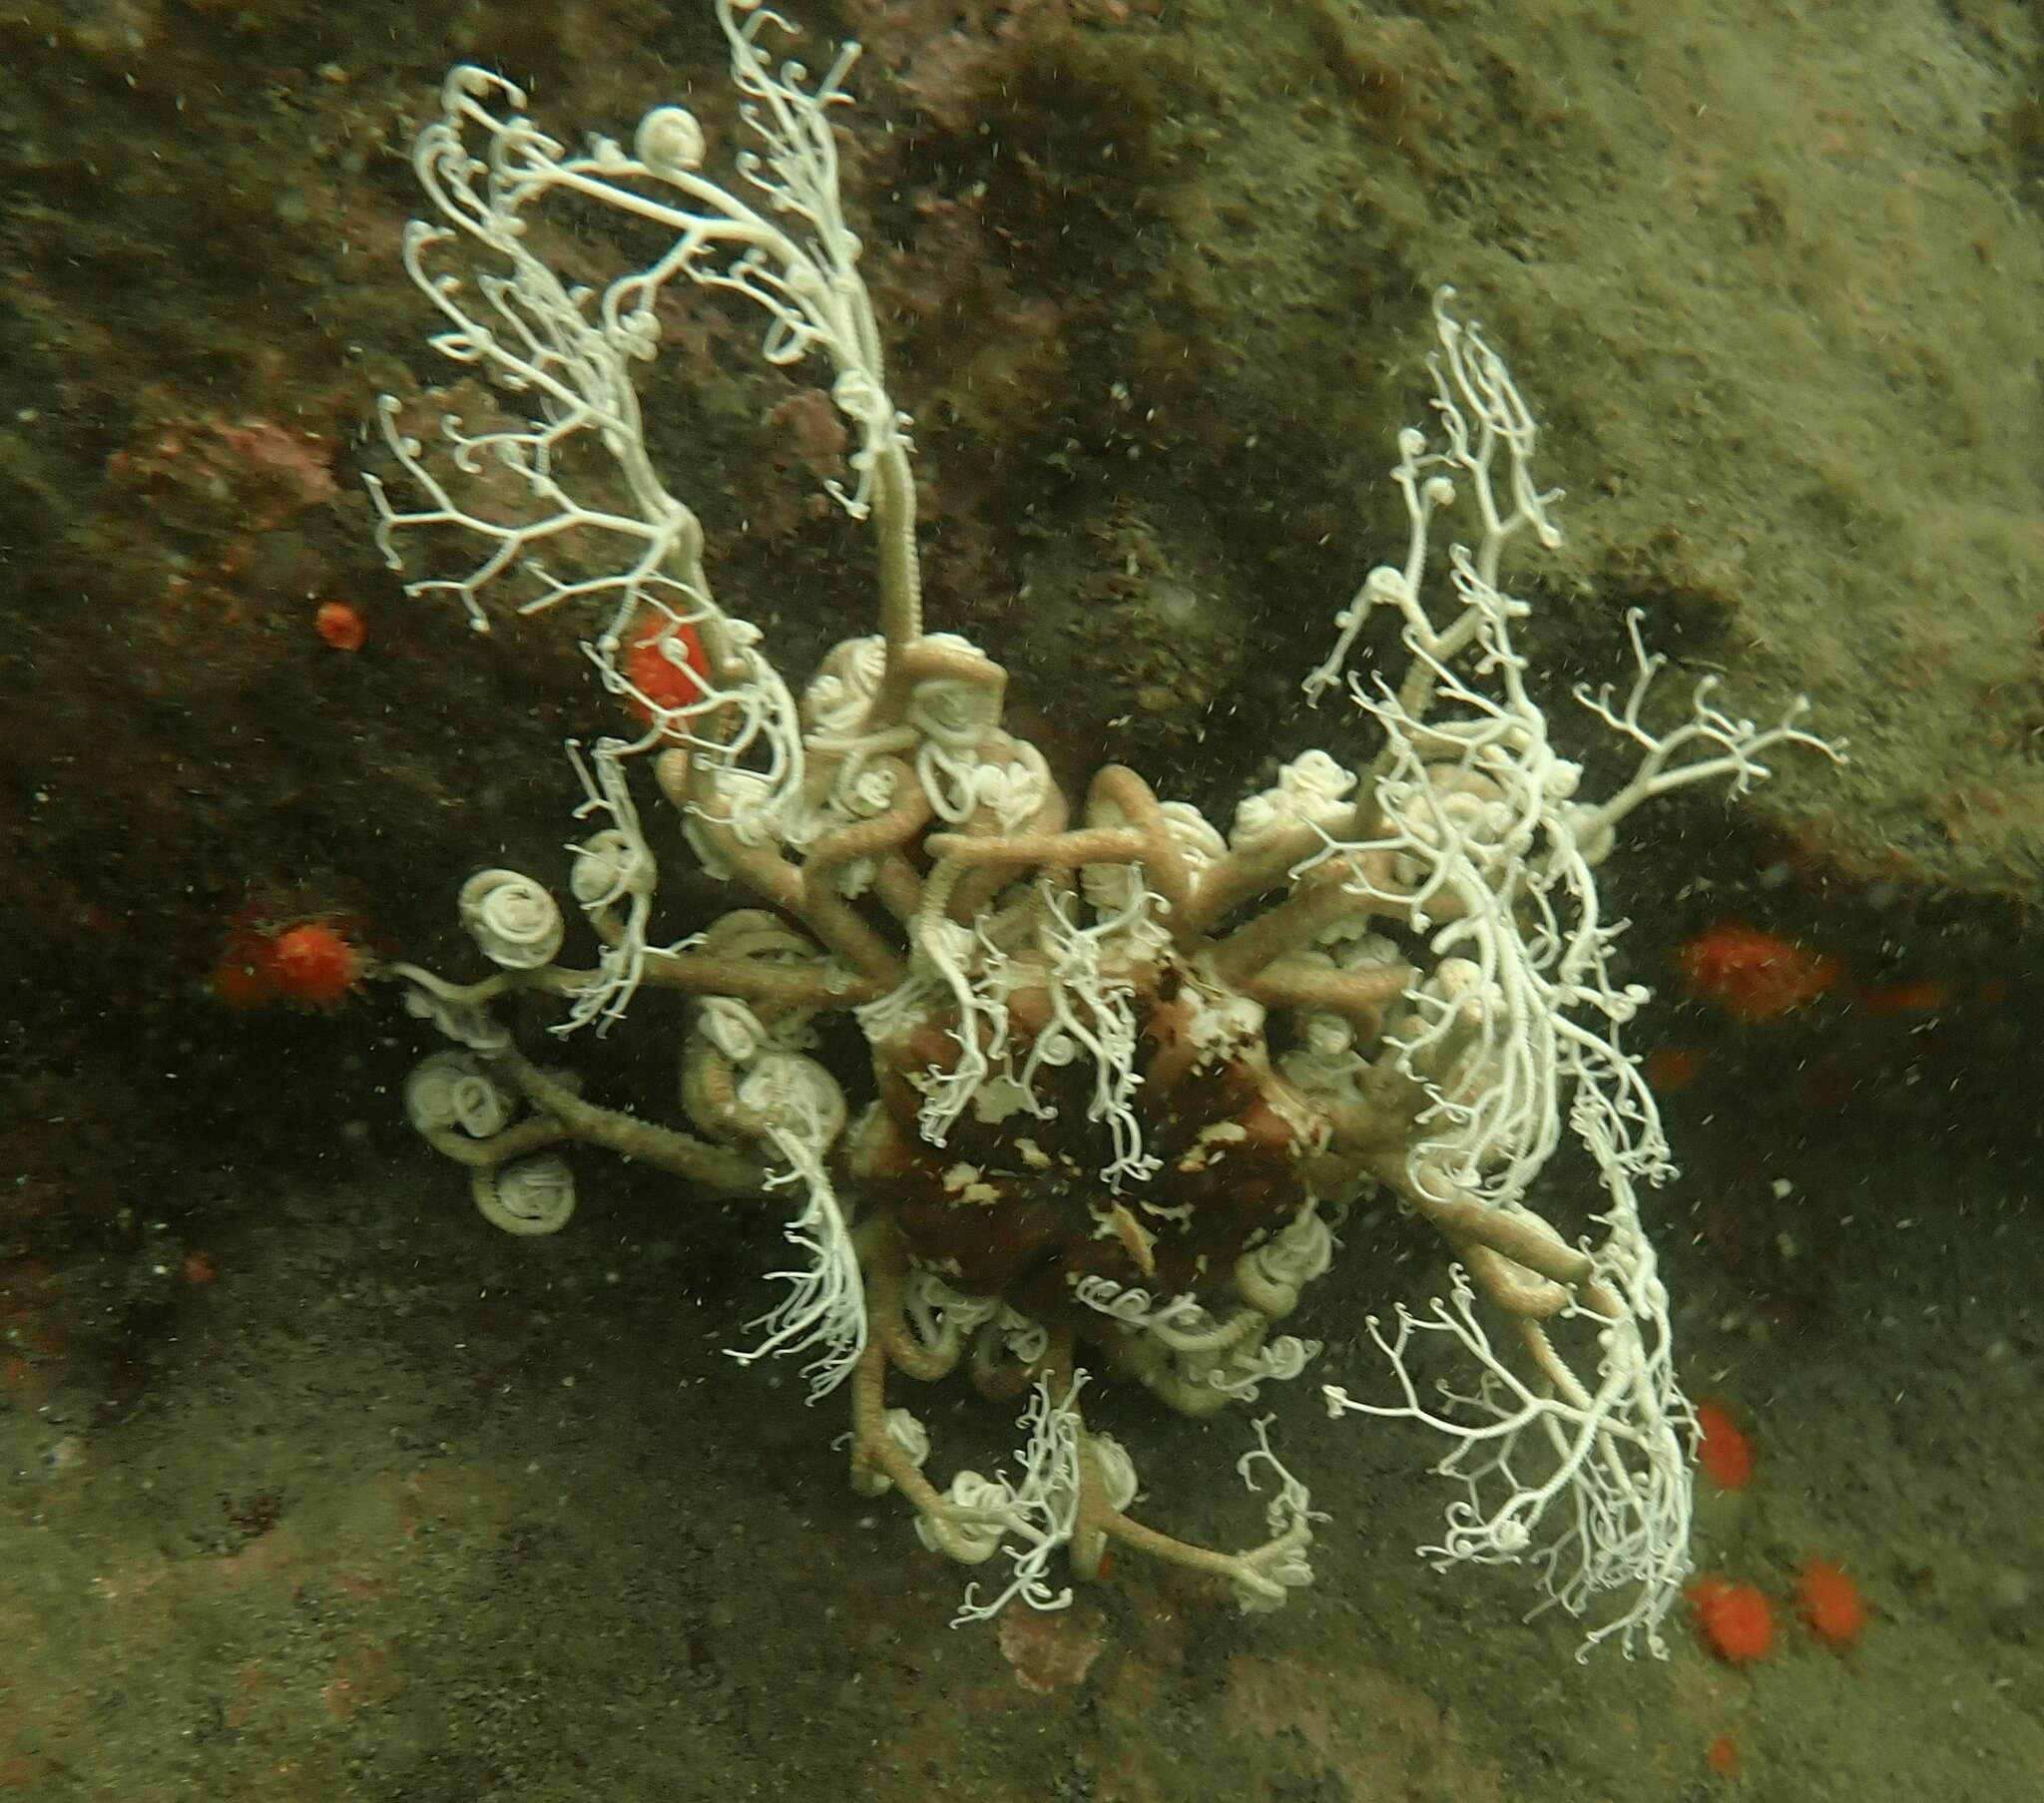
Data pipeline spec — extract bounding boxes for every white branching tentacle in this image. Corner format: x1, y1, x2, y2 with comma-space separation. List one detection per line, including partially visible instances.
925, 1376, 1088, 1624
1023, 882, 1161, 1190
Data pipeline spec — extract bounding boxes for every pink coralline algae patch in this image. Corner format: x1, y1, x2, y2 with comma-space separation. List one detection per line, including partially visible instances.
107, 410, 340, 533
766, 385, 850, 480
997, 1600, 1107, 1692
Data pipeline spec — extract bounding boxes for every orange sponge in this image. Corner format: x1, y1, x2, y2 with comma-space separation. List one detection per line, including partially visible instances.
1797, 1558, 1868, 1648
1688, 1576, 1774, 1663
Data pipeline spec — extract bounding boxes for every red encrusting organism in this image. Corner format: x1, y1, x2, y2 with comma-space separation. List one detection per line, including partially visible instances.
623, 613, 708, 728
1674, 920, 1842, 1021
1688, 1576, 1775, 1663
211, 926, 281, 1009
1693, 1398, 1755, 1490
1851, 976, 1950, 1015
1643, 1043, 1705, 1094
212, 920, 365, 1010
315, 600, 367, 651
268, 923, 363, 1006
1797, 1557, 1869, 1648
